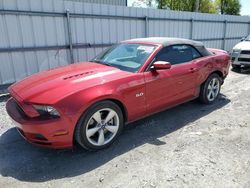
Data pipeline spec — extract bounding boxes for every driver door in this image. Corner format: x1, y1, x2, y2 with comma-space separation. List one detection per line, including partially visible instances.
143, 69, 177, 114
144, 44, 200, 115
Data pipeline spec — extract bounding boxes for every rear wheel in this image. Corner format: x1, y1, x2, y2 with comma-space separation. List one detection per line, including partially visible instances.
74, 101, 124, 150
199, 73, 222, 104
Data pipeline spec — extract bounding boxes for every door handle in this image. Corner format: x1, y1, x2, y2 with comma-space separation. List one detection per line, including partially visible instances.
189, 68, 198, 73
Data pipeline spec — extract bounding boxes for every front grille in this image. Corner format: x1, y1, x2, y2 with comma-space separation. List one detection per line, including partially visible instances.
33, 141, 52, 146
34, 134, 48, 141
241, 50, 250, 55
238, 58, 250, 62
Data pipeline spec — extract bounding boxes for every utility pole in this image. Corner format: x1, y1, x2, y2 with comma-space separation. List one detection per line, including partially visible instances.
221, 0, 224, 14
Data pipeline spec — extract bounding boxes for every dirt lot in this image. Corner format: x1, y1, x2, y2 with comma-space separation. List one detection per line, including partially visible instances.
0, 69, 250, 188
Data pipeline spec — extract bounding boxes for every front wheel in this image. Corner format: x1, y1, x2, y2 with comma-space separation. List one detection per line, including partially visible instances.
74, 101, 124, 150
199, 73, 222, 104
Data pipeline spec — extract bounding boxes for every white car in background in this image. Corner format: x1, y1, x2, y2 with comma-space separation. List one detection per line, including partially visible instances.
231, 35, 250, 69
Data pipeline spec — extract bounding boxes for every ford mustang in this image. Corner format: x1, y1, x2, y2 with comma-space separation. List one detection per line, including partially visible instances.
6, 37, 230, 150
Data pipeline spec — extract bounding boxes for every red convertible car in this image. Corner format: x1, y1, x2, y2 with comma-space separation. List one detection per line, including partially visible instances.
6, 37, 230, 150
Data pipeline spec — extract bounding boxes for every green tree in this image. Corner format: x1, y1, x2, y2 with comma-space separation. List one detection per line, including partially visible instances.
215, 0, 241, 15
155, 0, 216, 13
200, 0, 217, 13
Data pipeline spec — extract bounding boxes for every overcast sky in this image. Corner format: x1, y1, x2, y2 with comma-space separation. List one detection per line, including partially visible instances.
240, 0, 250, 16
127, 0, 250, 16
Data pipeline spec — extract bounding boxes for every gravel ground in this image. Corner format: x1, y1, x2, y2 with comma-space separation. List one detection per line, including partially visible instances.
0, 69, 250, 188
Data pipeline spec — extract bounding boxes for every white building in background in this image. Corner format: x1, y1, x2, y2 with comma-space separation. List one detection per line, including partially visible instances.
65, 0, 127, 6
64, 0, 160, 8
128, 0, 158, 8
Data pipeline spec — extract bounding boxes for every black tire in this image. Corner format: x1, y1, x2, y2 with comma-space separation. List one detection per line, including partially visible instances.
74, 100, 124, 151
199, 73, 222, 104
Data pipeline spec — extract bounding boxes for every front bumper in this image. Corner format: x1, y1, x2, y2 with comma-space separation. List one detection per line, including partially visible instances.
6, 98, 73, 149
231, 50, 250, 66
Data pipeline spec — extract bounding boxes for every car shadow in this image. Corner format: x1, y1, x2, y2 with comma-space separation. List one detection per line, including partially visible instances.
231, 67, 250, 74
0, 95, 230, 182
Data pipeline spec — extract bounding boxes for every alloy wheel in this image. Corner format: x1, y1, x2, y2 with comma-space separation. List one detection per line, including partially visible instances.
207, 78, 220, 102
85, 108, 119, 146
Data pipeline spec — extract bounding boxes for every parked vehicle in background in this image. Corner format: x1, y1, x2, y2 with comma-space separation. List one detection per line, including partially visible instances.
231, 34, 250, 69
6, 37, 230, 150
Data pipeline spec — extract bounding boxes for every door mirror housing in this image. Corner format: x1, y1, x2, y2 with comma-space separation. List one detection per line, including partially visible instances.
151, 61, 171, 70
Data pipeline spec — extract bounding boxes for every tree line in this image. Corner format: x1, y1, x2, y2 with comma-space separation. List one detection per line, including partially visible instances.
144, 0, 241, 15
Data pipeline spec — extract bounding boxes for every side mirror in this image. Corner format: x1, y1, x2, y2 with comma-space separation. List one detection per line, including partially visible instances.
151, 61, 171, 70
241, 37, 246, 41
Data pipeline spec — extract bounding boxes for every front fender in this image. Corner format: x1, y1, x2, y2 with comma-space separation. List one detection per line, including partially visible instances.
57, 86, 126, 127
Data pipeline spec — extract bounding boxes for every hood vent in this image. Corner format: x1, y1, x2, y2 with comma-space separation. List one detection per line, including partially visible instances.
63, 71, 94, 80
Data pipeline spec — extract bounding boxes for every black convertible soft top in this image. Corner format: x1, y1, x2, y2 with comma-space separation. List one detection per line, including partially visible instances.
124, 37, 212, 56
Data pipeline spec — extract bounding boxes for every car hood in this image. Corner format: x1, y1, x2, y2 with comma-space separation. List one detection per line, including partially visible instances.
9, 62, 131, 104
233, 41, 250, 50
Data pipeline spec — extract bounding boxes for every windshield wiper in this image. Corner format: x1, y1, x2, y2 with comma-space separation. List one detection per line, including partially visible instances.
90, 60, 112, 67
90, 60, 121, 70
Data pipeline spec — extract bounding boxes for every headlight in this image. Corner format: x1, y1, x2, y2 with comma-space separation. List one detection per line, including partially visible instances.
231, 49, 241, 56
33, 105, 60, 117
232, 49, 240, 53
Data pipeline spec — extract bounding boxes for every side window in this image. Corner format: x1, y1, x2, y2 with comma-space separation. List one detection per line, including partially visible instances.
191, 46, 202, 59
155, 45, 201, 65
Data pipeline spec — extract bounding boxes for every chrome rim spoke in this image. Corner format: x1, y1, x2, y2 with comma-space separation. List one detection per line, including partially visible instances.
211, 91, 215, 98
208, 91, 212, 99
211, 78, 216, 87
92, 111, 102, 124
86, 127, 99, 137
97, 129, 105, 146
105, 125, 118, 133
208, 90, 214, 99
104, 110, 116, 124
208, 84, 212, 90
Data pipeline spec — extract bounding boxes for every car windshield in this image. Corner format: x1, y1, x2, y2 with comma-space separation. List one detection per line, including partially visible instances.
91, 43, 156, 73
245, 35, 250, 41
